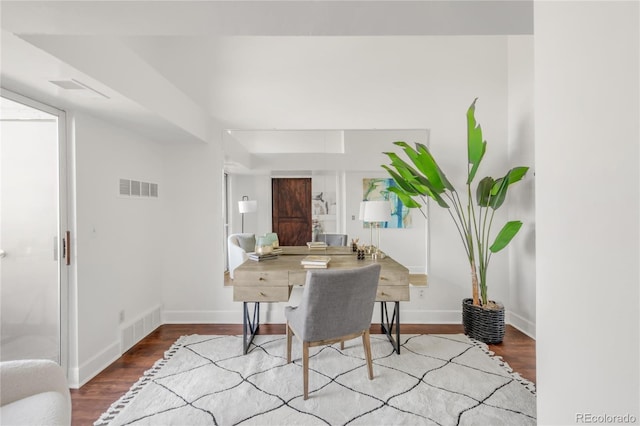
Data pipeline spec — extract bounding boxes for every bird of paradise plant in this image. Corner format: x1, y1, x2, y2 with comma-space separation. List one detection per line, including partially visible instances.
381, 99, 529, 307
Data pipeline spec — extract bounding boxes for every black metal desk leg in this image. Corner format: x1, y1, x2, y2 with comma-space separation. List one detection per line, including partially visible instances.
243, 302, 260, 354
380, 301, 401, 354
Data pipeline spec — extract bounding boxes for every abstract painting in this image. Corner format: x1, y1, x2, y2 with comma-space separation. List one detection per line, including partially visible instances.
363, 178, 412, 228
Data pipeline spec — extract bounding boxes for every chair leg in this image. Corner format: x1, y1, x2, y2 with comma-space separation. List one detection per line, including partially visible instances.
362, 330, 374, 380
303, 342, 310, 400
286, 323, 292, 363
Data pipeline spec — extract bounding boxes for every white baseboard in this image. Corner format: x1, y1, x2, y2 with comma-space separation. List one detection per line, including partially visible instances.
69, 340, 120, 389
506, 310, 536, 339
163, 310, 244, 324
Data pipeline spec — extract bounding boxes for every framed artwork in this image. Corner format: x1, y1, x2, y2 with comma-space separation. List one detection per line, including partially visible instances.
363, 178, 412, 229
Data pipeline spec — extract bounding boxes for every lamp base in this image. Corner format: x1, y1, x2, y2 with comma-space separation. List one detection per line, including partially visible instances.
372, 250, 386, 260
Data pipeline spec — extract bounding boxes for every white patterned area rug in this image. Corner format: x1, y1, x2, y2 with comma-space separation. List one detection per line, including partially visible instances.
95, 334, 536, 426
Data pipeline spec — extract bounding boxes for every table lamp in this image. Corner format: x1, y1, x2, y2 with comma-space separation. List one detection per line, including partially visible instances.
363, 200, 391, 259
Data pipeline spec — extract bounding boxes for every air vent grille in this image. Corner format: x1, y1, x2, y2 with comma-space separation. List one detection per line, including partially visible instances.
119, 179, 131, 196
119, 178, 159, 198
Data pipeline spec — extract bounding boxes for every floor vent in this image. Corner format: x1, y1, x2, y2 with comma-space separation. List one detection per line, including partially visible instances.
119, 178, 158, 198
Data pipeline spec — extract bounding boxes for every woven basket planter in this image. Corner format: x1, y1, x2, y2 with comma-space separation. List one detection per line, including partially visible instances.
462, 298, 505, 344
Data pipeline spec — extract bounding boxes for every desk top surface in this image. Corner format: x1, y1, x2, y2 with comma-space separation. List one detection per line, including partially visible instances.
235, 246, 408, 276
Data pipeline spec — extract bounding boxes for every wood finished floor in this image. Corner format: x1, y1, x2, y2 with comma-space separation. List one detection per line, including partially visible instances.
71, 324, 535, 425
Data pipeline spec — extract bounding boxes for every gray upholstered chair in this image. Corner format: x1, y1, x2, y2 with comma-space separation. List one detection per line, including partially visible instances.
313, 233, 348, 246
285, 263, 381, 400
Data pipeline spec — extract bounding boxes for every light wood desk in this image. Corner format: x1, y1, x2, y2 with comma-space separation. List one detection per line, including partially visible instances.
231, 246, 410, 354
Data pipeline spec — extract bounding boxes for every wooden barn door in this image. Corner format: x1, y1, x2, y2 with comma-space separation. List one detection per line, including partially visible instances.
272, 178, 311, 246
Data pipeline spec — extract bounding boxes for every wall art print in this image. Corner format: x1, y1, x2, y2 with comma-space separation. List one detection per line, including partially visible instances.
363, 178, 412, 229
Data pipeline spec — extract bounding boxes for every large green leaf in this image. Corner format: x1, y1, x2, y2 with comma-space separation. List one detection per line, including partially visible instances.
476, 176, 494, 207
415, 143, 455, 191
381, 165, 421, 195
506, 166, 529, 184
488, 166, 530, 209
489, 175, 510, 210
387, 186, 423, 208
392, 141, 452, 194
466, 99, 486, 184
489, 221, 523, 253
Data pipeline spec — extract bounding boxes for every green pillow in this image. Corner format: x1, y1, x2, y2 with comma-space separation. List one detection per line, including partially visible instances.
237, 234, 256, 252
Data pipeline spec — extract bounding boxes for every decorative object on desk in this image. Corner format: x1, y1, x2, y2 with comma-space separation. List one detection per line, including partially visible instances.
357, 247, 365, 260
263, 232, 279, 249
238, 196, 257, 233
247, 252, 278, 262
300, 255, 331, 268
351, 238, 359, 252
363, 200, 391, 259
254, 236, 273, 255
363, 178, 412, 228
94, 334, 536, 426
381, 98, 529, 343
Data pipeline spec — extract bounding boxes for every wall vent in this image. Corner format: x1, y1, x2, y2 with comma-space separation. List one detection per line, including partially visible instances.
131, 180, 141, 196
119, 178, 158, 198
119, 179, 131, 196
120, 305, 162, 353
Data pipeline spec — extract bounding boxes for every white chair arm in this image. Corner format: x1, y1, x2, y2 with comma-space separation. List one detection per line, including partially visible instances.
0, 359, 70, 408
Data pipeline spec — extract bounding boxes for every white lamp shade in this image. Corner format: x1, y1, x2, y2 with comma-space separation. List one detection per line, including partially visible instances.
363, 200, 391, 222
238, 199, 258, 214
358, 201, 367, 220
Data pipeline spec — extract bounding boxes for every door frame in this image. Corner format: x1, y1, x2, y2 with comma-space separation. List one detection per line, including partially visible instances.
1, 88, 69, 371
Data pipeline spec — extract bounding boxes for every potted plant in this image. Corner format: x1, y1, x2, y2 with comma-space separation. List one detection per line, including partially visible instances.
381, 98, 529, 343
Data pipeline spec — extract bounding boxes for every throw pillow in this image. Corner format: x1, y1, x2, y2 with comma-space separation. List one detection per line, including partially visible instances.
237, 234, 256, 253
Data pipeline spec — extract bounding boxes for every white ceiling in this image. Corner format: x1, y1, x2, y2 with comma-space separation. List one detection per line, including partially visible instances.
0, 1, 533, 149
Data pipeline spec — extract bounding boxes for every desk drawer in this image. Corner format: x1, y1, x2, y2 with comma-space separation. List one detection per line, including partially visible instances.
376, 286, 409, 301
233, 270, 289, 286
233, 286, 292, 302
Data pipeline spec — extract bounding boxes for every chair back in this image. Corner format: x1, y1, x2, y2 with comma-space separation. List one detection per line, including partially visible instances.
295, 264, 381, 342
314, 233, 348, 246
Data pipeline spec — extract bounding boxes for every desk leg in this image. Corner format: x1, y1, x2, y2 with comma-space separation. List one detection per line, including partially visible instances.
380, 301, 400, 354
243, 302, 260, 354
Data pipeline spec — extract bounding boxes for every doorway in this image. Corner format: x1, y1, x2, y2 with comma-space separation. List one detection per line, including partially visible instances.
272, 178, 311, 246
0, 90, 68, 366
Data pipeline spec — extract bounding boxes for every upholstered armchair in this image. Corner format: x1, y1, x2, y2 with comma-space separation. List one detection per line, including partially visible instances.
0, 359, 72, 425
227, 233, 255, 279
285, 263, 381, 399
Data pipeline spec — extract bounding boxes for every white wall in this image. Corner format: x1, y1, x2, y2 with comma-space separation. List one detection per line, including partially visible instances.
507, 35, 536, 337
71, 113, 165, 386
535, 1, 639, 424
159, 130, 232, 323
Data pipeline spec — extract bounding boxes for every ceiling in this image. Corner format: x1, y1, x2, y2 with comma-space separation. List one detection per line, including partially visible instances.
0, 1, 533, 151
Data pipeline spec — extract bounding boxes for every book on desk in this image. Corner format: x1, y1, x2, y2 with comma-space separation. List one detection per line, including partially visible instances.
301, 255, 331, 268
306, 241, 328, 250
247, 252, 279, 261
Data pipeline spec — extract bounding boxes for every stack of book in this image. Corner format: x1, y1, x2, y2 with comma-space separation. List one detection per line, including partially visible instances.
247, 252, 279, 261
307, 241, 328, 250
301, 255, 331, 269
